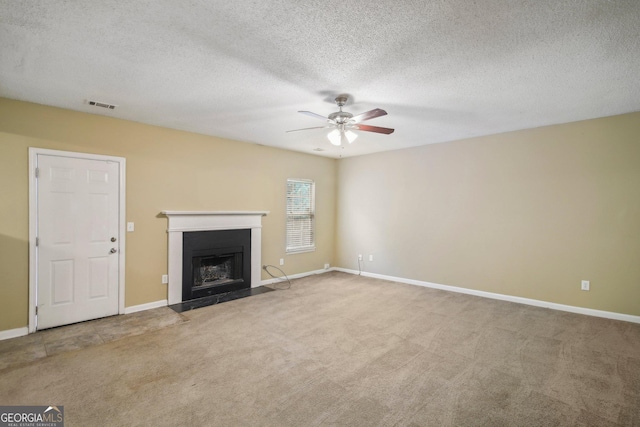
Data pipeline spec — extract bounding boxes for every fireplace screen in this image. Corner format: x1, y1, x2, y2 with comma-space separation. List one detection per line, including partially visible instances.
183, 229, 251, 301
192, 253, 242, 288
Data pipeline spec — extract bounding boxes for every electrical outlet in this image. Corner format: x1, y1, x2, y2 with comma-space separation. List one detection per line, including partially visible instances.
369, 254, 373, 262
161, 274, 168, 284
581, 280, 590, 291
324, 263, 330, 269
358, 254, 363, 261
127, 222, 135, 232
279, 258, 284, 266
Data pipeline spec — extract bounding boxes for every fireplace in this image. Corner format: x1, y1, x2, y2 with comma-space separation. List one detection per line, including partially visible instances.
193, 253, 239, 288
162, 211, 268, 305
182, 229, 251, 301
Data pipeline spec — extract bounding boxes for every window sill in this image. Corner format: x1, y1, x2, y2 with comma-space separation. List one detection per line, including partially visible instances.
286, 247, 316, 255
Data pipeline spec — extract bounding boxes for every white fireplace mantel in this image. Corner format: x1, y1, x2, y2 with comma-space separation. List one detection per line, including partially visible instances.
161, 211, 269, 304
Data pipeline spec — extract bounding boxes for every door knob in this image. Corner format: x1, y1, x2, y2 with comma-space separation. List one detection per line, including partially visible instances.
111, 237, 117, 242
110, 248, 117, 254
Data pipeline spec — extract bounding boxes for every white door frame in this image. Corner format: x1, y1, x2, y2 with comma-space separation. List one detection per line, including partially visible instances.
28, 148, 126, 333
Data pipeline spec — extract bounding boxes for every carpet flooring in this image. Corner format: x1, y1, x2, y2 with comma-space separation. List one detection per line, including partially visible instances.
0, 307, 187, 370
1, 271, 639, 426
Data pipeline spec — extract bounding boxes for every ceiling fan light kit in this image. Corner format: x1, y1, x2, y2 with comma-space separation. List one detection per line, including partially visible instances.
327, 128, 357, 146
287, 94, 394, 147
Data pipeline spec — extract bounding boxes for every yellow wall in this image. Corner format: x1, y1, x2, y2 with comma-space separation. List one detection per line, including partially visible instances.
2, 96, 639, 332
0, 98, 336, 331
336, 112, 640, 316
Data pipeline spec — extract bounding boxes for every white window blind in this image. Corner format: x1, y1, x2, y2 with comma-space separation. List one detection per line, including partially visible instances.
286, 178, 315, 253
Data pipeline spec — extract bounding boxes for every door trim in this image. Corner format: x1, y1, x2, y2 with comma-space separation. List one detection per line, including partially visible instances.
28, 148, 126, 333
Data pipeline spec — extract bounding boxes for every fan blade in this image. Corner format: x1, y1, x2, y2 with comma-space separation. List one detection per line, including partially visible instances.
351, 108, 387, 123
286, 126, 331, 133
298, 111, 329, 121
354, 124, 395, 134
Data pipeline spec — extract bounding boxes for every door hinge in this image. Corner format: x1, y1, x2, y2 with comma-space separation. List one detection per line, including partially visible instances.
35, 167, 39, 178
35, 306, 38, 315
36, 237, 39, 247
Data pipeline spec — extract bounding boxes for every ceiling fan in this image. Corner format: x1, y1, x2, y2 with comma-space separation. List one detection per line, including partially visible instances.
286, 94, 394, 146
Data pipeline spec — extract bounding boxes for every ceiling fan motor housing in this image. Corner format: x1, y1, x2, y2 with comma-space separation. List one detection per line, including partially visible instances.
329, 94, 353, 124
328, 111, 353, 124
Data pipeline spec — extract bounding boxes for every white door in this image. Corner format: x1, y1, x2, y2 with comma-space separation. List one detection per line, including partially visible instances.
36, 154, 120, 329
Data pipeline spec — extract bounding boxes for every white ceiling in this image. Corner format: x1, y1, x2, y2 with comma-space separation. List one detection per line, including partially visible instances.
1, 1, 639, 158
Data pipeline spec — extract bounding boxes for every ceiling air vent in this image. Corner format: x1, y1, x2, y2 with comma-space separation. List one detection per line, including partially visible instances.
88, 100, 117, 110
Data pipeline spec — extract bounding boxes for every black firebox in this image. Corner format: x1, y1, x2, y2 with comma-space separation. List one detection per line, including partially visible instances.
182, 229, 251, 301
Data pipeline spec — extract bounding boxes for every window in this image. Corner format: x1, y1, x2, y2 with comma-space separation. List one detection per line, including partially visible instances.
286, 178, 315, 253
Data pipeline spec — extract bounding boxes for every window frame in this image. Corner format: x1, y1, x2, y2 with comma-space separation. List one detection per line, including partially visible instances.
285, 178, 316, 254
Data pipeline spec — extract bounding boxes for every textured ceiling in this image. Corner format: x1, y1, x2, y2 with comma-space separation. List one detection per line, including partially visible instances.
1, 1, 639, 158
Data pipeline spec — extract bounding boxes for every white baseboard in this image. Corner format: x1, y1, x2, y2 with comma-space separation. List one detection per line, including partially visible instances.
0, 326, 29, 341
334, 268, 640, 324
123, 299, 168, 314
261, 267, 331, 286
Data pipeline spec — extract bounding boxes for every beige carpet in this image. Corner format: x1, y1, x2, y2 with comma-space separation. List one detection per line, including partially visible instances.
0, 306, 187, 371
1, 271, 639, 426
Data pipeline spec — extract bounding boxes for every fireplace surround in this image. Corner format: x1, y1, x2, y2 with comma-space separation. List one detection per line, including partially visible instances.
183, 228, 251, 300
162, 211, 269, 305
